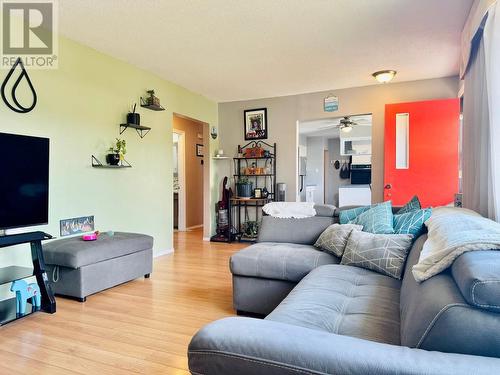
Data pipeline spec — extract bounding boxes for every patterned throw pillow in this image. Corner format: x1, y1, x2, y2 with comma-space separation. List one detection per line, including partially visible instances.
314, 224, 363, 257
353, 201, 395, 234
398, 195, 422, 215
394, 208, 432, 238
341, 231, 414, 279
339, 206, 370, 224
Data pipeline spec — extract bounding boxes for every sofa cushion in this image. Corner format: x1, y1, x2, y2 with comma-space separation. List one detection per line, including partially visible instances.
452, 251, 500, 312
42, 232, 154, 268
266, 264, 402, 345
313, 204, 337, 217
398, 195, 422, 214
341, 231, 413, 279
230, 242, 339, 282
393, 208, 432, 238
400, 235, 500, 358
257, 216, 335, 245
353, 201, 395, 234
314, 223, 363, 257
339, 206, 370, 224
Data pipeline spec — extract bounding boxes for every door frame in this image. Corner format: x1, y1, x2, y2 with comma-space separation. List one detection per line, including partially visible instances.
173, 129, 187, 231
173, 113, 211, 239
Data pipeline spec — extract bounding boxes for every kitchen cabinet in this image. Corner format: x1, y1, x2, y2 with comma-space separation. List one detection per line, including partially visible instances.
340, 137, 371, 156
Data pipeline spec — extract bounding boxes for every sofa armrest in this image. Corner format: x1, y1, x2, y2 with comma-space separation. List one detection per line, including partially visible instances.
188, 317, 500, 375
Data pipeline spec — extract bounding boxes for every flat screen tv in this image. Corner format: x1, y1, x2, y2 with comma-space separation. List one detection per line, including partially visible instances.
0, 132, 49, 230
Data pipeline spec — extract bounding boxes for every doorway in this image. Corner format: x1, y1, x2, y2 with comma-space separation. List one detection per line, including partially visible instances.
173, 114, 208, 234
173, 130, 186, 231
297, 114, 373, 207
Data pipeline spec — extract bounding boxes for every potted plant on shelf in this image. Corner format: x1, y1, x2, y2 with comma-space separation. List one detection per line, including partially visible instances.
236, 176, 253, 198
106, 138, 127, 166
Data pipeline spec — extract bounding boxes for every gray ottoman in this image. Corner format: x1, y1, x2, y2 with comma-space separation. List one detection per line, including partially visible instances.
42, 232, 153, 302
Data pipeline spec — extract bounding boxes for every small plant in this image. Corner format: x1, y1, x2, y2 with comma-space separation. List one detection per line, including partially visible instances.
237, 176, 250, 184
108, 138, 127, 158
236, 176, 253, 197
243, 221, 259, 238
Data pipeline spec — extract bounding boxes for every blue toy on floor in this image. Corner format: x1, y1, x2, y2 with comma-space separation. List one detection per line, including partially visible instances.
10, 279, 42, 315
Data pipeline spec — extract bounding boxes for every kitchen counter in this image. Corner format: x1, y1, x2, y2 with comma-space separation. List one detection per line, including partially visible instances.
339, 185, 371, 206
339, 184, 371, 189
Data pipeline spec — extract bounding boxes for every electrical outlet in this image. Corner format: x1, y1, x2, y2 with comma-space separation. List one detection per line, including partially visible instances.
454, 193, 463, 208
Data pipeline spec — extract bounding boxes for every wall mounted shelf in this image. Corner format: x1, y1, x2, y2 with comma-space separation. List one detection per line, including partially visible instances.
91, 155, 132, 168
119, 123, 151, 138
140, 97, 165, 111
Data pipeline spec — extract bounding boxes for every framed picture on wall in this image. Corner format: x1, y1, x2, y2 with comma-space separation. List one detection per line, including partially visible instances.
196, 144, 204, 157
244, 108, 268, 140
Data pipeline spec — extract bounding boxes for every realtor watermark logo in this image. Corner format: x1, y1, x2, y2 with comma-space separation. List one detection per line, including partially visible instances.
1, 0, 58, 69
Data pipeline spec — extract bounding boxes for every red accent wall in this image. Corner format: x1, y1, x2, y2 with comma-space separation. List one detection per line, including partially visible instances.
384, 98, 460, 207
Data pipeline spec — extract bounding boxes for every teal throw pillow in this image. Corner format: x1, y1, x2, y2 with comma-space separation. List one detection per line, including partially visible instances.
394, 208, 432, 238
398, 195, 421, 214
353, 201, 395, 234
339, 206, 370, 224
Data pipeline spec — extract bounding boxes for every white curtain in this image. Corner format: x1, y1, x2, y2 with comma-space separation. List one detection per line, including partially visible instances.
463, 1, 500, 220
460, 0, 496, 78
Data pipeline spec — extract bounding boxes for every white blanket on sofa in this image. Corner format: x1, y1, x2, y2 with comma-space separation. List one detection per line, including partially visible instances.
262, 202, 316, 219
412, 207, 500, 282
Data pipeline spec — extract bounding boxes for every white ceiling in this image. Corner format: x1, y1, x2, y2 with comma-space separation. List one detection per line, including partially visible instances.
59, 0, 472, 102
299, 114, 372, 137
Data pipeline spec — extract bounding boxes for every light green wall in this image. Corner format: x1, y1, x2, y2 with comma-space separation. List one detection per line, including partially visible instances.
0, 36, 218, 277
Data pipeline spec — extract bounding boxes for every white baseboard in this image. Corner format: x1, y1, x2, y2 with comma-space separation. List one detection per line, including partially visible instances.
203, 237, 211, 242
187, 224, 203, 230
154, 248, 174, 258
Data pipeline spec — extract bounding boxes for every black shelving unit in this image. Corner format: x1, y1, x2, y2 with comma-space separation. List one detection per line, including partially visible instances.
0, 231, 56, 326
231, 141, 276, 242
0, 266, 33, 285
91, 155, 131, 169
119, 123, 151, 138
0, 298, 35, 325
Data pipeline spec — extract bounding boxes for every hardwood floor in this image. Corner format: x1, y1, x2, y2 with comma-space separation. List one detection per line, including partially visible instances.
0, 229, 246, 374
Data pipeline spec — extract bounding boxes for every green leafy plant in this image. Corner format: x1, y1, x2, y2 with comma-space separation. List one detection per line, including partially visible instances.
108, 138, 127, 158
237, 176, 250, 184
243, 221, 259, 238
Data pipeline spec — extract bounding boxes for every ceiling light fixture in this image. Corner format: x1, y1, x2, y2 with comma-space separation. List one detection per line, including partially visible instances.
340, 125, 353, 133
372, 70, 397, 84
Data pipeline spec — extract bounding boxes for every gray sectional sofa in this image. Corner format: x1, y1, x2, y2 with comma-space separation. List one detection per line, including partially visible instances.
188, 206, 500, 374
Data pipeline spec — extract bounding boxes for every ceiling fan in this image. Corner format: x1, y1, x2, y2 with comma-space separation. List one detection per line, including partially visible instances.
336, 116, 358, 133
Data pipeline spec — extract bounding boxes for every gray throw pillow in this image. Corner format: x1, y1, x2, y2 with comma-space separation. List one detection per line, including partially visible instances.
341, 230, 413, 279
314, 224, 363, 257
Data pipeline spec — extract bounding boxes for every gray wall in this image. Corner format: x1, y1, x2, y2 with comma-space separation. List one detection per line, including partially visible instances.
326, 138, 352, 206
218, 77, 459, 203
305, 137, 327, 205
298, 134, 307, 201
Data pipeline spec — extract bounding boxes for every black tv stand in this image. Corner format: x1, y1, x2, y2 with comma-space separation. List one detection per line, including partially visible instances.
0, 231, 56, 325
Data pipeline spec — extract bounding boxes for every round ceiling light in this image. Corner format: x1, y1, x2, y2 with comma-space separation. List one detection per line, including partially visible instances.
340, 125, 353, 133
372, 70, 397, 83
